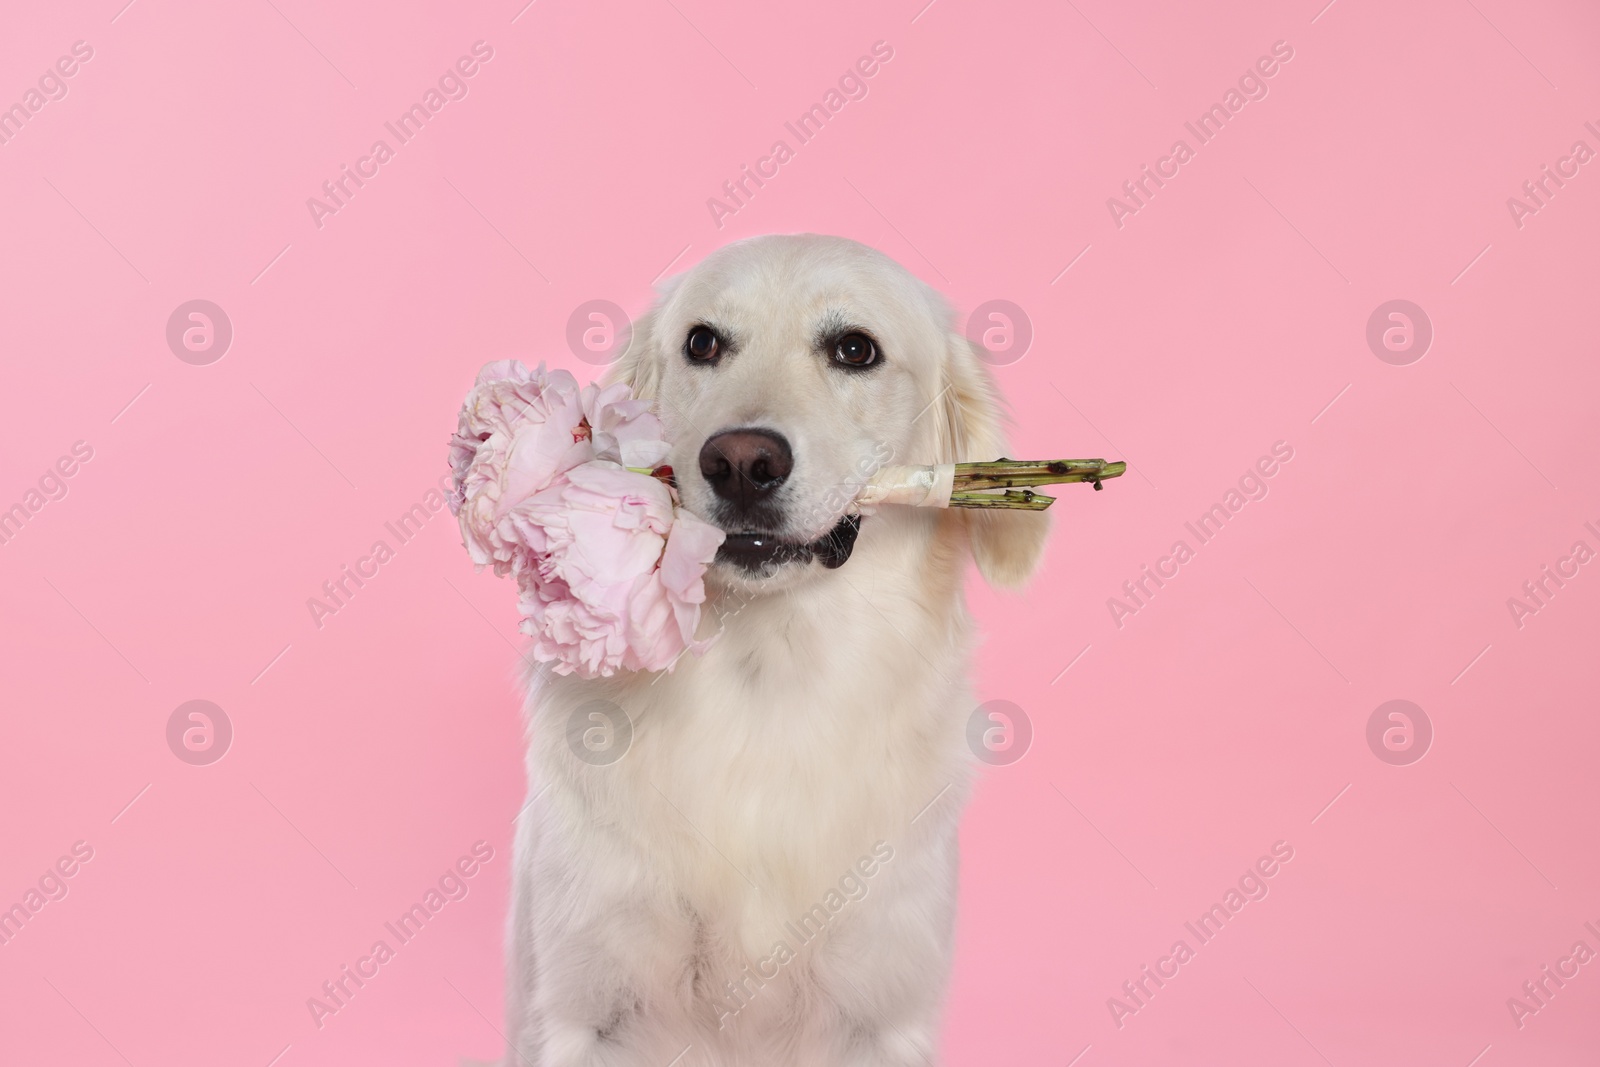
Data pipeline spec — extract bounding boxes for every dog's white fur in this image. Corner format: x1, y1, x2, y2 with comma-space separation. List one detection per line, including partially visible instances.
504, 235, 1048, 1066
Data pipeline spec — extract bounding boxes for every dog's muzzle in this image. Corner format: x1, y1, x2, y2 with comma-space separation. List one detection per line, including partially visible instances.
716, 515, 861, 572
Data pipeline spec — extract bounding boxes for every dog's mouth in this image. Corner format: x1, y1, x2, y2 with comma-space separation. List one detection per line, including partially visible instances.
715, 515, 862, 572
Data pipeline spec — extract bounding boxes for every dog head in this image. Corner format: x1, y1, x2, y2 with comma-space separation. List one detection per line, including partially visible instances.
613, 234, 1048, 591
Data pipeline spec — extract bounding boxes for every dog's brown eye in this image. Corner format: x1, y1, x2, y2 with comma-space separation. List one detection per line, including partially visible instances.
686, 325, 720, 362
834, 332, 878, 367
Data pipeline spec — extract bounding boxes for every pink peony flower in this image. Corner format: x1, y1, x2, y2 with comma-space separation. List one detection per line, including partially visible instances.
513, 464, 724, 676
448, 360, 588, 576
447, 361, 672, 574
447, 360, 725, 679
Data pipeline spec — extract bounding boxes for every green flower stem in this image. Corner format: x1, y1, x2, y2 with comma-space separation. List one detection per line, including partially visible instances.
948, 489, 1056, 510
951, 459, 1126, 491
944, 459, 1125, 509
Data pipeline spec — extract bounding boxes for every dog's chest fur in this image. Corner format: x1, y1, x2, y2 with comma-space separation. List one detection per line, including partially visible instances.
527, 519, 973, 958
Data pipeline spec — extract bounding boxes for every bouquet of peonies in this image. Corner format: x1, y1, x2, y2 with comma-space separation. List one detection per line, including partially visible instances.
447, 360, 725, 678
447, 361, 1123, 679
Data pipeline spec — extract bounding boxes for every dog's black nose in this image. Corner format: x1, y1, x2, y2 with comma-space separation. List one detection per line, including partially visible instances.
699, 429, 792, 511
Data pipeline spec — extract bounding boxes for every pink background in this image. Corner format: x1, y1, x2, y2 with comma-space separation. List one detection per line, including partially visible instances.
2, 0, 1598, 1064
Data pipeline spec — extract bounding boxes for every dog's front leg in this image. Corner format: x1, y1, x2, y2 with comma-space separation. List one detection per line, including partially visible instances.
509, 898, 692, 1066
816, 832, 958, 1067
507, 811, 698, 1067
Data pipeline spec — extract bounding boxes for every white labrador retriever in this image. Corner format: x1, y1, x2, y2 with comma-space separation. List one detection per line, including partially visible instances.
505, 234, 1048, 1066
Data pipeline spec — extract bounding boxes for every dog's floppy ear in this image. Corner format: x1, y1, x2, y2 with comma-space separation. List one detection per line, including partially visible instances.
931, 326, 1051, 590
606, 276, 684, 399
608, 304, 662, 398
